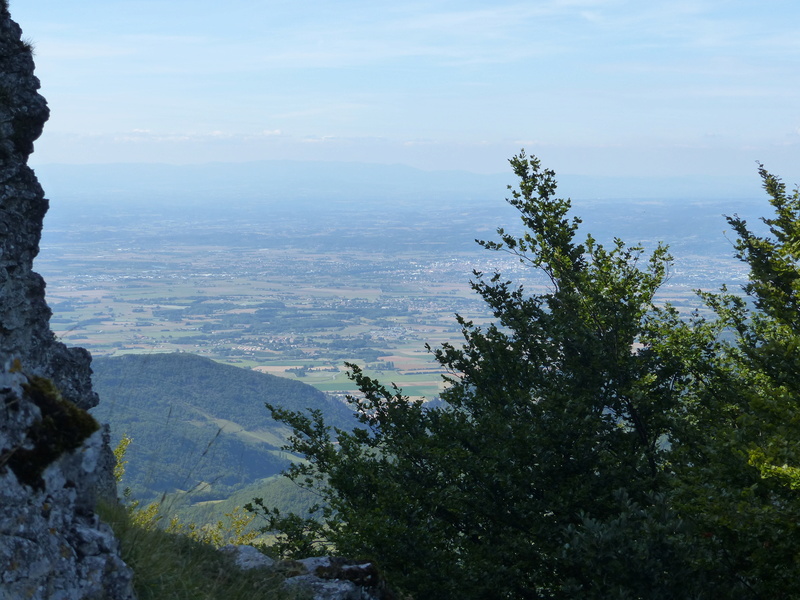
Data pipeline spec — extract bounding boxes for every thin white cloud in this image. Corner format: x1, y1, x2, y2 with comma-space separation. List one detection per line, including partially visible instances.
15, 0, 800, 177
109, 129, 289, 144
33, 40, 135, 60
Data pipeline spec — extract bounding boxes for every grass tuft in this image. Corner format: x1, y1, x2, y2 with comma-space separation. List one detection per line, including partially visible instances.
98, 501, 303, 600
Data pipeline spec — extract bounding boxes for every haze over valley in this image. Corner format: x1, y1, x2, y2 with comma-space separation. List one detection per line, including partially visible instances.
35, 161, 761, 401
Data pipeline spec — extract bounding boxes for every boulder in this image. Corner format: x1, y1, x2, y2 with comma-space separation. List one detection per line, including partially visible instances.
220, 543, 276, 571
281, 556, 395, 600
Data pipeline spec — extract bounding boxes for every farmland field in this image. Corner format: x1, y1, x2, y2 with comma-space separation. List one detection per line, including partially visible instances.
35, 185, 751, 400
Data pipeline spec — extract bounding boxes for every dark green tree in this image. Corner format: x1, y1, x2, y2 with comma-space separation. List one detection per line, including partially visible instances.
670, 165, 800, 598
254, 154, 800, 599
255, 152, 712, 599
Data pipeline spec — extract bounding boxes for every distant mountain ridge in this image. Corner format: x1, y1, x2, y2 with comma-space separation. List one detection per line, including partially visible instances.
34, 160, 766, 207
90, 352, 355, 505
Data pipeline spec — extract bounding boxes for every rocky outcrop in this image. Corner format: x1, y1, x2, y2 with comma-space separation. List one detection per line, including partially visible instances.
222, 547, 396, 600
283, 557, 393, 600
0, 9, 96, 411
0, 3, 135, 598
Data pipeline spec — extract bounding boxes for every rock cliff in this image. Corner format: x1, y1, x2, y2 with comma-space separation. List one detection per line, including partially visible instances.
0, 3, 135, 598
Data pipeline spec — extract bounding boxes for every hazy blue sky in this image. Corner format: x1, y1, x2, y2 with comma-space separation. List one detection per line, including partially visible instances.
12, 0, 800, 177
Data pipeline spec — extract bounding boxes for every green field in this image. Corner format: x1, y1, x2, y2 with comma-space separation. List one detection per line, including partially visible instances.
39, 239, 503, 399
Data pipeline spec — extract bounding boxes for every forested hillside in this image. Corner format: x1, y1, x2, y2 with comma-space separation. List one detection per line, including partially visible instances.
90, 352, 354, 505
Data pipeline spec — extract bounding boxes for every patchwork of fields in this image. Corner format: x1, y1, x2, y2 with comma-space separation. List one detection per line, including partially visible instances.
36, 191, 750, 399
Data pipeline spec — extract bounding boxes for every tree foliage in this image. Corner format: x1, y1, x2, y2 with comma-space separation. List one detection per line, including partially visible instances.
252, 152, 800, 599
672, 164, 800, 596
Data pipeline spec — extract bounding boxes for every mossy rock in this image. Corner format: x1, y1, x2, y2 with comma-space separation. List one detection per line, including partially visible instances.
4, 373, 99, 489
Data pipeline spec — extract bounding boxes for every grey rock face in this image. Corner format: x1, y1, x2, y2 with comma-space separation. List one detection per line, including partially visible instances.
0, 9, 97, 411
0, 4, 135, 599
0, 389, 134, 600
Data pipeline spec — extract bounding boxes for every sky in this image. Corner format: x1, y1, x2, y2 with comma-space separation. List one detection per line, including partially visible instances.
11, 0, 800, 178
